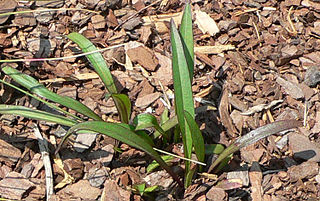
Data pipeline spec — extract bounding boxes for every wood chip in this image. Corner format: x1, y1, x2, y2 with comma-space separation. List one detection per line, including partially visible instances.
0, 172, 34, 200
194, 45, 235, 54
289, 132, 320, 162
249, 162, 263, 201
135, 92, 161, 108
194, 10, 220, 36
276, 76, 304, 99
206, 186, 227, 200
219, 88, 237, 137
74, 133, 97, 152
58, 180, 101, 200
101, 180, 131, 201
126, 45, 159, 71
0, 0, 17, 24
288, 161, 319, 182
0, 138, 21, 166
92, 14, 106, 29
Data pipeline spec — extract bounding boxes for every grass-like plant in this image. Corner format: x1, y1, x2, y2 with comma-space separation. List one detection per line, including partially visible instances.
0, 2, 303, 191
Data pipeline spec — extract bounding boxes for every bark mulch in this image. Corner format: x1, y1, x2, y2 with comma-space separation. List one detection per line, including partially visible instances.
0, 0, 320, 200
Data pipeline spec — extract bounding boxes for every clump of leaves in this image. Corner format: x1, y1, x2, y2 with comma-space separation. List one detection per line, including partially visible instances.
0, 2, 303, 191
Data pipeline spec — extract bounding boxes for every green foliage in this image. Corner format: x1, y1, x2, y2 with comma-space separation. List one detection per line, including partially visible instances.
111, 93, 131, 123
68, 32, 131, 123
170, 3, 203, 187
133, 113, 168, 141
0, 105, 77, 127
2, 66, 101, 121
147, 155, 175, 173
179, 3, 194, 81
55, 121, 182, 186
0, 2, 304, 191
133, 183, 159, 197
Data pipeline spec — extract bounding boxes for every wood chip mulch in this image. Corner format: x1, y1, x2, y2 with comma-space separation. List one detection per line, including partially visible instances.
1, 0, 320, 200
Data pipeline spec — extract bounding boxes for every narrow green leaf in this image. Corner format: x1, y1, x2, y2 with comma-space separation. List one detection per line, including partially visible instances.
144, 185, 159, 193
184, 168, 196, 188
56, 121, 183, 187
133, 113, 168, 140
68, 33, 131, 123
111, 94, 131, 124
215, 154, 232, 172
171, 19, 195, 174
208, 120, 303, 173
184, 110, 205, 164
2, 66, 102, 121
179, 2, 194, 81
0, 105, 77, 127
0, 79, 81, 121
133, 183, 146, 196
154, 115, 178, 139
205, 144, 225, 155
67, 32, 117, 94
147, 155, 175, 173
119, 123, 154, 146
160, 107, 169, 124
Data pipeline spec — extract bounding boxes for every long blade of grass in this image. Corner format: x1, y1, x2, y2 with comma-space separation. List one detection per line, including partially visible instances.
179, 2, 194, 81
111, 94, 131, 124
55, 121, 183, 187
67, 32, 117, 94
2, 66, 102, 121
0, 105, 77, 127
170, 19, 195, 178
207, 120, 303, 173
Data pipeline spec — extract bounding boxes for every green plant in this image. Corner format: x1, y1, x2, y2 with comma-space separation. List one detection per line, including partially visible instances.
133, 183, 159, 196
0, 3, 200, 188
0, 2, 303, 191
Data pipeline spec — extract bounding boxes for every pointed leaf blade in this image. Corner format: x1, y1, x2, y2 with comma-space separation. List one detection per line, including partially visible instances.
2, 66, 101, 121
56, 121, 183, 187
170, 19, 194, 174
0, 105, 77, 127
67, 32, 118, 94
179, 3, 194, 80
208, 120, 303, 173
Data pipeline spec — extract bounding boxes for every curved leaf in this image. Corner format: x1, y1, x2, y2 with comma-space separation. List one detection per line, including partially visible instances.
2, 66, 101, 121
133, 113, 168, 140
67, 32, 117, 94
56, 121, 183, 187
68, 33, 130, 123
208, 120, 303, 173
0, 79, 81, 121
147, 155, 174, 173
0, 105, 77, 127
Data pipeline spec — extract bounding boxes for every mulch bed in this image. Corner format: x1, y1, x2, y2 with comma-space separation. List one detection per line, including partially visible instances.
0, 0, 320, 200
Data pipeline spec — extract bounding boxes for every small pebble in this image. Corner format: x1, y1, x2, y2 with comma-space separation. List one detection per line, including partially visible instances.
304, 66, 320, 87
